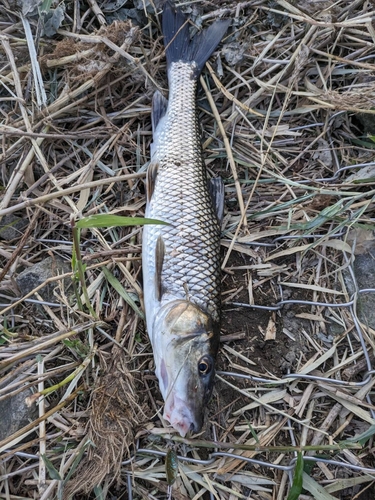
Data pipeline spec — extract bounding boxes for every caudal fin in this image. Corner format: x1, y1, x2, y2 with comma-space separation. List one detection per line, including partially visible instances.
162, 1, 230, 77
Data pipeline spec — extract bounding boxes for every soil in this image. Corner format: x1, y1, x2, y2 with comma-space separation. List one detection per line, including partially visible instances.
219, 250, 311, 378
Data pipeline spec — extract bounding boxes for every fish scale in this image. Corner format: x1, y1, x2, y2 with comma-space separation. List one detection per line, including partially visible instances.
144, 61, 221, 321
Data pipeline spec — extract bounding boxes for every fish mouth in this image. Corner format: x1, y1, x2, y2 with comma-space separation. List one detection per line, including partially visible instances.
163, 392, 202, 437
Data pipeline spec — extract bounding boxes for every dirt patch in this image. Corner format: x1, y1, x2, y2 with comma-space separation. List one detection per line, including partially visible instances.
220, 250, 313, 378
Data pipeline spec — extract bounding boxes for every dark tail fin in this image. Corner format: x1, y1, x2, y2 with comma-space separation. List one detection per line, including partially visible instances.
162, 1, 230, 77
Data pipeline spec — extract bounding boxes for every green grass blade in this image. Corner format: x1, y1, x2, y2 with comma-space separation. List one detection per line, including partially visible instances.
93, 485, 105, 499
40, 0, 53, 13
101, 266, 144, 319
76, 215, 167, 228
344, 424, 375, 446
244, 416, 259, 444
302, 472, 338, 499
42, 454, 61, 480
64, 440, 93, 483
287, 452, 303, 500
72, 225, 96, 317
351, 138, 375, 149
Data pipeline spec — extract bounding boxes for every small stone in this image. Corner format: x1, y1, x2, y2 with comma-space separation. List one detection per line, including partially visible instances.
347, 228, 375, 255
16, 256, 71, 302
0, 379, 37, 441
41, 5, 65, 38
343, 237, 375, 331
313, 138, 333, 168
0, 214, 28, 241
222, 42, 250, 66
353, 253, 375, 331
355, 113, 375, 135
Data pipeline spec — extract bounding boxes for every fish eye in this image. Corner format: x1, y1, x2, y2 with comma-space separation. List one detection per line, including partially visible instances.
198, 356, 213, 376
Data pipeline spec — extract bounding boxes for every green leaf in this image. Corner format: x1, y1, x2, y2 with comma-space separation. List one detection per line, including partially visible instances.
40, 0, 53, 13
93, 485, 104, 499
302, 472, 337, 499
71, 244, 77, 270
352, 177, 375, 184
64, 440, 93, 483
42, 454, 61, 480
303, 458, 316, 476
245, 416, 259, 444
76, 215, 167, 229
63, 339, 88, 358
166, 449, 178, 486
101, 267, 144, 319
134, 331, 142, 343
352, 223, 375, 230
344, 424, 375, 446
325, 475, 375, 494
351, 138, 375, 149
287, 452, 303, 500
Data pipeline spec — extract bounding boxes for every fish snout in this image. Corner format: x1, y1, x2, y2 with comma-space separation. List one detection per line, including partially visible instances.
164, 393, 203, 437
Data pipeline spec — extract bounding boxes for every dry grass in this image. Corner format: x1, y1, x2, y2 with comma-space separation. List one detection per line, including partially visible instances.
1, 0, 375, 499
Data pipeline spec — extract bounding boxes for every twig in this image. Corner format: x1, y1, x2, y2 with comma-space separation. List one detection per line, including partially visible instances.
0, 172, 145, 217
200, 74, 247, 228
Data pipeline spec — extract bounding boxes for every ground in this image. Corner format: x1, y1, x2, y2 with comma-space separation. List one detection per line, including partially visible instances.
1, 0, 375, 499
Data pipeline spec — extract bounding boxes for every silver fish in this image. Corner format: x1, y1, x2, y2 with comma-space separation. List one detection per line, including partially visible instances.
142, 1, 230, 437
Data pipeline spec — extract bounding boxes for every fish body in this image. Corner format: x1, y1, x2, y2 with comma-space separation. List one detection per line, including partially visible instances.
142, 2, 230, 436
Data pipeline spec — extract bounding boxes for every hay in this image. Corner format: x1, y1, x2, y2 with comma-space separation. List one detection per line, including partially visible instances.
64, 347, 146, 497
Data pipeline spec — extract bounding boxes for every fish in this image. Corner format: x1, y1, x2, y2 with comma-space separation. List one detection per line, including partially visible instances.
142, 1, 230, 437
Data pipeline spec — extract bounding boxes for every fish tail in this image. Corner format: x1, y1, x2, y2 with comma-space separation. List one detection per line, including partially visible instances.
162, 1, 230, 78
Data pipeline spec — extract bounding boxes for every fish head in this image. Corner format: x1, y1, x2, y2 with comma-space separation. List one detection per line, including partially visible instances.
152, 300, 219, 437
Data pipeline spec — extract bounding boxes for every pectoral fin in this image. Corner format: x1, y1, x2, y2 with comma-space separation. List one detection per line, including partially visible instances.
146, 161, 159, 201
208, 177, 225, 225
155, 235, 165, 301
152, 91, 168, 132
